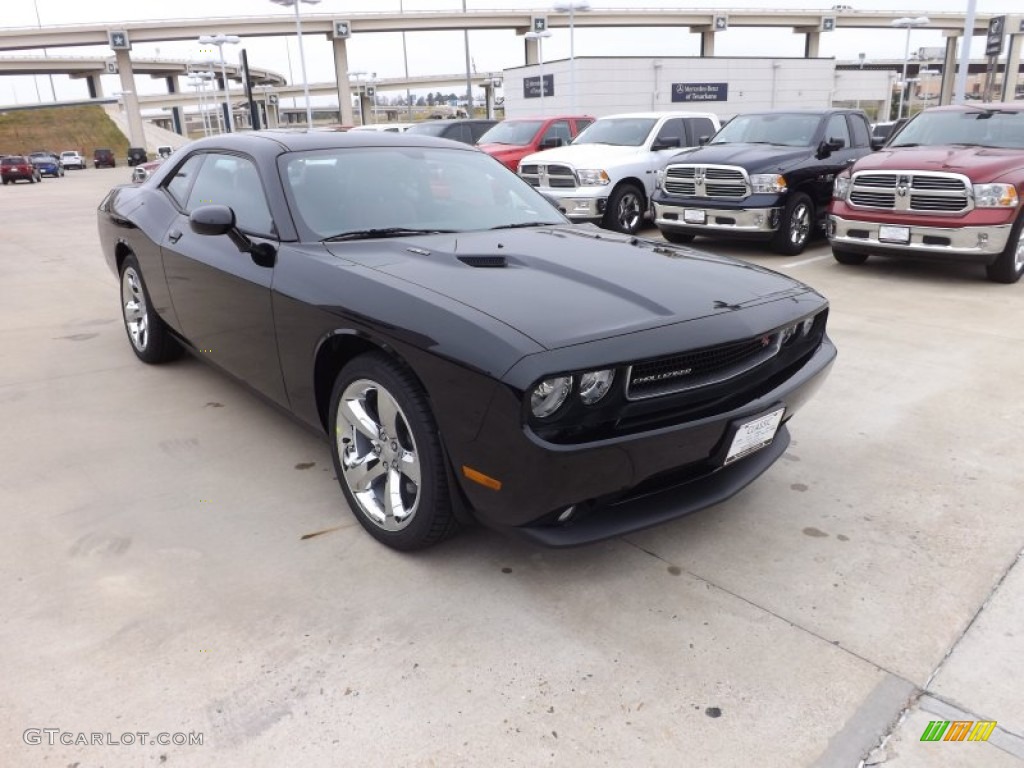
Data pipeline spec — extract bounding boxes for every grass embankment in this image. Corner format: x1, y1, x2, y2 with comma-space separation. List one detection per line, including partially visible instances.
0, 105, 128, 158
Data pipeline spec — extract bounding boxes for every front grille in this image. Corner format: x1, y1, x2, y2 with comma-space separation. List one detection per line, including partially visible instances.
626, 334, 780, 400
518, 163, 577, 189
663, 164, 749, 200
848, 171, 971, 214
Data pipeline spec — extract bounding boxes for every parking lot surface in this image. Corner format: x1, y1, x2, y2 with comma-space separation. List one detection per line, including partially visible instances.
1, 168, 1021, 767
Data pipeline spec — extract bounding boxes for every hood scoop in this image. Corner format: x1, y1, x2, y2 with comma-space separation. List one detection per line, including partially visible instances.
458, 255, 508, 268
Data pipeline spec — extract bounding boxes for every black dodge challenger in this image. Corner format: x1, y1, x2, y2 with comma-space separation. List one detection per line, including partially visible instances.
98, 131, 836, 550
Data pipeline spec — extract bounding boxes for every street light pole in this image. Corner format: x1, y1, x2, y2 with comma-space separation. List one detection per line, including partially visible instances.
891, 16, 929, 121
553, 1, 590, 115
526, 30, 553, 115
271, 0, 321, 129
198, 34, 241, 132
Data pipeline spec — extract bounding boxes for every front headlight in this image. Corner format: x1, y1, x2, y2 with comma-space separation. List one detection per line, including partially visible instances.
973, 183, 1018, 208
750, 174, 787, 194
833, 174, 851, 201
654, 169, 665, 190
577, 169, 610, 186
530, 376, 572, 418
578, 369, 615, 405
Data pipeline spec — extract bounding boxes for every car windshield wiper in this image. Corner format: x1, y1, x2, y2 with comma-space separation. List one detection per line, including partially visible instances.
321, 228, 454, 242
488, 222, 559, 231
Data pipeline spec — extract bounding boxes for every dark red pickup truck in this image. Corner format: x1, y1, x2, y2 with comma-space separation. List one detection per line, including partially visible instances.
828, 103, 1024, 283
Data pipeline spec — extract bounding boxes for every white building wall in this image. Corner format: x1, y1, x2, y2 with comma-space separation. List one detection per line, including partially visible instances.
503, 57, 838, 119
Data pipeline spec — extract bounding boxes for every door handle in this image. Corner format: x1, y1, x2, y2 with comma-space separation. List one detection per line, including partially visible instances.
167, 229, 182, 244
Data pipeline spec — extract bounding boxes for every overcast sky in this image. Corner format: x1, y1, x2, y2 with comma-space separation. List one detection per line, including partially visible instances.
0, 0, 1017, 105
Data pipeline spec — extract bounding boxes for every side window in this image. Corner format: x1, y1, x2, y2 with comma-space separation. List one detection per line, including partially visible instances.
469, 122, 492, 143
186, 153, 275, 237
541, 120, 572, 146
848, 114, 871, 148
825, 114, 851, 148
654, 118, 684, 148
573, 118, 594, 136
164, 154, 206, 209
685, 117, 717, 145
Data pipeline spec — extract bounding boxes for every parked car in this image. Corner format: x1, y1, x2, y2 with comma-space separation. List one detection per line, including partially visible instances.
518, 111, 721, 234
157, 145, 174, 159
652, 109, 877, 254
93, 148, 116, 168
2, 155, 42, 184
97, 131, 836, 550
29, 152, 64, 178
403, 119, 497, 145
477, 116, 594, 171
830, 103, 1024, 283
127, 147, 149, 166
870, 119, 908, 145
131, 158, 164, 184
60, 150, 85, 170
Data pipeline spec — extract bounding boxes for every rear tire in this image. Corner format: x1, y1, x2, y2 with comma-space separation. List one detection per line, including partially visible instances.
662, 230, 696, 244
119, 254, 180, 364
832, 247, 869, 266
771, 192, 814, 255
603, 183, 645, 235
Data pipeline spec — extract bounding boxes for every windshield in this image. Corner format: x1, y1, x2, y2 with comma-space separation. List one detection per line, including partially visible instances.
477, 120, 544, 146
711, 114, 822, 147
573, 118, 657, 147
404, 123, 450, 137
889, 109, 1024, 149
281, 145, 568, 240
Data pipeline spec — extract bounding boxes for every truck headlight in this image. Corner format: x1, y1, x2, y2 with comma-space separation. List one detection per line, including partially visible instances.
833, 174, 851, 201
654, 169, 665, 190
750, 174, 787, 194
577, 169, 610, 186
530, 376, 572, 418
578, 369, 615, 405
973, 183, 1018, 208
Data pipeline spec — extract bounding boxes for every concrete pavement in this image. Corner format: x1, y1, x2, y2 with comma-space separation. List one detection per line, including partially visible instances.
0, 168, 1021, 767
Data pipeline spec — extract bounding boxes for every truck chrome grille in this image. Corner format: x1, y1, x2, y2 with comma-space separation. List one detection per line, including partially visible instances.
663, 164, 750, 200
518, 163, 577, 189
848, 171, 971, 214
626, 333, 780, 400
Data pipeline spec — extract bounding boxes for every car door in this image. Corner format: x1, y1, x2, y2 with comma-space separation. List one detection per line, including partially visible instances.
645, 118, 686, 196
814, 114, 858, 214
160, 151, 288, 406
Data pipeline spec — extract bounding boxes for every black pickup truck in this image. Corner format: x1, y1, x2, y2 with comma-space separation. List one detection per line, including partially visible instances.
652, 109, 879, 254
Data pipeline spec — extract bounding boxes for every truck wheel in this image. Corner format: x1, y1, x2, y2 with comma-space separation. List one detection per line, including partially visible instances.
832, 247, 868, 266
662, 231, 696, 244
771, 193, 814, 255
603, 183, 645, 234
985, 216, 1024, 284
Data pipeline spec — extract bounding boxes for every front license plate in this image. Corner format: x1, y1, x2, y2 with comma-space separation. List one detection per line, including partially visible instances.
683, 209, 706, 224
724, 408, 785, 466
878, 225, 910, 244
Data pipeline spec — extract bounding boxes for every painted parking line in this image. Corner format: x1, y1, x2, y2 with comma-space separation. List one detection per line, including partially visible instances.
779, 254, 832, 269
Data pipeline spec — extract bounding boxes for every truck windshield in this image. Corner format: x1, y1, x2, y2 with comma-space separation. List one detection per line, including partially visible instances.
573, 118, 657, 147
711, 114, 821, 147
889, 109, 1024, 149
478, 120, 544, 146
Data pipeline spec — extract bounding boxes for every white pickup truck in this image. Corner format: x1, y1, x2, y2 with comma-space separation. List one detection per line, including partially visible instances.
517, 111, 720, 234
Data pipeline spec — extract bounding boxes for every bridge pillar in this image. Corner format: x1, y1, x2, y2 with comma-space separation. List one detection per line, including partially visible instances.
86, 74, 104, 99
699, 28, 715, 57
525, 37, 540, 66
801, 29, 821, 58
114, 49, 147, 149
332, 38, 355, 126
166, 76, 184, 135
358, 91, 373, 126
940, 34, 958, 105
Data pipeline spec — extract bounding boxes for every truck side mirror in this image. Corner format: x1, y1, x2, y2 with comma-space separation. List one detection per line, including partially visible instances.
698, 135, 711, 146
870, 137, 886, 151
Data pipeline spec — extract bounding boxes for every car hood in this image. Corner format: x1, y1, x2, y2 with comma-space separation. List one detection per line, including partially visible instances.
519, 143, 643, 168
324, 227, 812, 350
667, 143, 812, 172
478, 143, 530, 157
852, 145, 1024, 180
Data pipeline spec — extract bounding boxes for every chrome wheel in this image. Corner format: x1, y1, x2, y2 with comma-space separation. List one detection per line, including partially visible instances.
121, 266, 148, 352
789, 202, 811, 247
614, 190, 643, 233
1014, 232, 1024, 274
336, 378, 421, 531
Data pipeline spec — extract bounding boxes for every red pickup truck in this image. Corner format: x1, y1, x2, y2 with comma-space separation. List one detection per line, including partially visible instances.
828, 103, 1024, 283
477, 115, 593, 171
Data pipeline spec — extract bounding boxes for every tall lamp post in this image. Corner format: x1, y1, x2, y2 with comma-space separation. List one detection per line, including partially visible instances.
891, 16, 929, 121
526, 30, 553, 115
198, 34, 241, 132
552, 0, 590, 114
271, 0, 321, 129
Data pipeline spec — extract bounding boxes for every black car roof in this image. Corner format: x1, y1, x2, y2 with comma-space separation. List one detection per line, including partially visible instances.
182, 130, 480, 154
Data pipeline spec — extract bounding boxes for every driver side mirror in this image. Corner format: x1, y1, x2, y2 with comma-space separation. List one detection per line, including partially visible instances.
189, 205, 276, 267
651, 137, 681, 151
870, 137, 886, 151
818, 137, 846, 157
698, 135, 711, 146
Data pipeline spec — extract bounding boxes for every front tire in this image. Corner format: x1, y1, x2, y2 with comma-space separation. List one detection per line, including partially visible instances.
603, 183, 645, 234
119, 254, 179, 363
986, 215, 1024, 284
329, 353, 458, 551
662, 230, 696, 244
771, 192, 814, 255
832, 247, 869, 266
